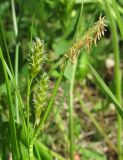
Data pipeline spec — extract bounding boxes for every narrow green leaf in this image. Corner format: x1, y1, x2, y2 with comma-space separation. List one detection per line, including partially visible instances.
89, 64, 123, 119
112, 0, 123, 39
0, 47, 19, 159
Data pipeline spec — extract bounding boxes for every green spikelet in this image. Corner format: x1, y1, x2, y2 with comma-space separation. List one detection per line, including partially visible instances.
33, 72, 49, 124
28, 37, 46, 78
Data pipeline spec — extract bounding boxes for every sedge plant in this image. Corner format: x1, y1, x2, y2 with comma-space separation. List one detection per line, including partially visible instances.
27, 15, 114, 160
1, 4, 123, 159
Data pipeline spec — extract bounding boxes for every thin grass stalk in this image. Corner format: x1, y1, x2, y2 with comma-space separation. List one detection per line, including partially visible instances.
26, 15, 35, 146
11, 0, 18, 37
15, 43, 20, 123
30, 14, 34, 43
69, 58, 78, 160
27, 76, 30, 147
27, 77, 33, 146
104, 1, 122, 159
29, 61, 67, 159
69, 1, 83, 159
0, 20, 15, 76
89, 64, 123, 118
0, 47, 19, 159
112, 0, 123, 39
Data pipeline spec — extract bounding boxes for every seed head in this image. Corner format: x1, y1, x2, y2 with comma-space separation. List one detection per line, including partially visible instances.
28, 37, 46, 78
65, 15, 107, 63
33, 73, 49, 124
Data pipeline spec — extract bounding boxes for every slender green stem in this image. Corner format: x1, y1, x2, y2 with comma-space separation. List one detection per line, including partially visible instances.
27, 76, 33, 146
112, 0, 123, 39
0, 19, 15, 76
29, 61, 67, 159
30, 14, 34, 43
15, 43, 20, 123
104, 1, 122, 159
69, 59, 78, 160
11, 0, 18, 37
68, 1, 83, 159
89, 64, 123, 118
0, 47, 19, 160
27, 76, 30, 147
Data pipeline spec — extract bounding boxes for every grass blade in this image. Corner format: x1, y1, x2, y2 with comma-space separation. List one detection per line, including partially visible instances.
11, 0, 18, 37
0, 47, 19, 159
89, 64, 123, 119
69, 1, 84, 159
15, 43, 20, 123
103, 1, 123, 159
112, 0, 123, 39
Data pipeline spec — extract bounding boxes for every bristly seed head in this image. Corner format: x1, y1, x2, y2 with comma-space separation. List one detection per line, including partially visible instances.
65, 15, 108, 63
28, 37, 46, 78
27, 37, 49, 124
33, 72, 49, 124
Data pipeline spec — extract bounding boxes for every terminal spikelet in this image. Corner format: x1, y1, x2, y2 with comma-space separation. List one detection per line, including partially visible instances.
65, 15, 107, 63
28, 37, 46, 78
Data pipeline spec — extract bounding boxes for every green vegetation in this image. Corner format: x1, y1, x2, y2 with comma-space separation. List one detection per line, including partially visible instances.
0, 0, 123, 160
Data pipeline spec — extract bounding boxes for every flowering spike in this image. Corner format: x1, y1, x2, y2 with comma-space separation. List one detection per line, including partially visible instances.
28, 37, 46, 78
33, 73, 49, 124
65, 15, 107, 63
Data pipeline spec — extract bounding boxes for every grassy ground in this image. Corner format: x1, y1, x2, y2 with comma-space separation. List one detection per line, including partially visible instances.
0, 0, 123, 160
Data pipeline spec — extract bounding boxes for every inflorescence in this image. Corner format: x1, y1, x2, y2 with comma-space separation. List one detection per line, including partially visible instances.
65, 16, 107, 63
28, 37, 49, 124
28, 37, 46, 78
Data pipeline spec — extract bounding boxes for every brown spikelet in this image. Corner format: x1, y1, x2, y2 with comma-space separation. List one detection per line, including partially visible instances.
83, 35, 93, 52
65, 15, 107, 63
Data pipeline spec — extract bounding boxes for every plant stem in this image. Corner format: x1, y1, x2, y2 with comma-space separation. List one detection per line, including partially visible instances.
68, 1, 83, 158
104, 1, 122, 159
11, 0, 18, 37
0, 20, 15, 76
89, 64, 123, 118
69, 58, 78, 160
15, 43, 20, 123
112, 0, 123, 39
27, 76, 32, 146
